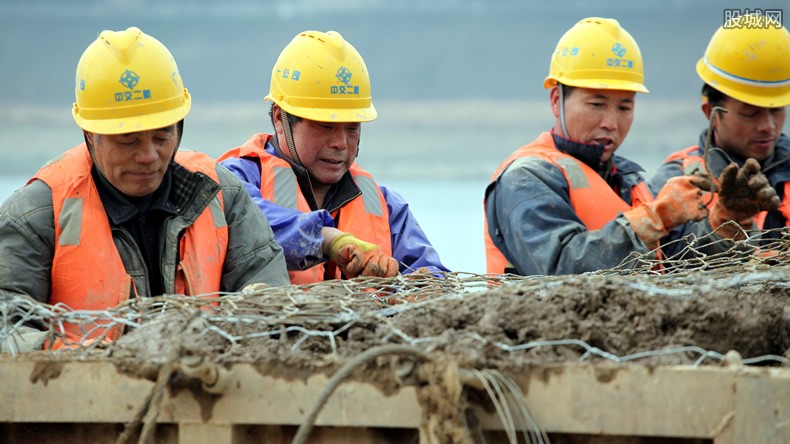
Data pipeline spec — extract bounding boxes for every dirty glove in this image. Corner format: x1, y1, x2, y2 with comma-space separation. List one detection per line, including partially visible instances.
623, 175, 713, 248
241, 282, 269, 294
710, 160, 780, 239
1, 325, 47, 353
327, 233, 398, 279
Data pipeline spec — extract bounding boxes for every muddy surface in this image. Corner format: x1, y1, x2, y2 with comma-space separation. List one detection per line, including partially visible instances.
8, 266, 788, 375
54, 266, 786, 376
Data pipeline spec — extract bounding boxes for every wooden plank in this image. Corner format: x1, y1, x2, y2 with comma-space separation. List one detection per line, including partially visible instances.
471, 364, 737, 438
0, 360, 152, 423
1, 358, 788, 441
732, 367, 790, 444
164, 364, 422, 428
179, 423, 237, 444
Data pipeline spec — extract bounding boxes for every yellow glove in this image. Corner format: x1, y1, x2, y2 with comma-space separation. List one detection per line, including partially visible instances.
327, 233, 398, 279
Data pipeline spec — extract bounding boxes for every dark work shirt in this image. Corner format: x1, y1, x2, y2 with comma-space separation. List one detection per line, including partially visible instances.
91, 167, 177, 296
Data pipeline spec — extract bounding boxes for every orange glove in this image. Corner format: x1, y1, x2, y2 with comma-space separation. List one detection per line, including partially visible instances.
327, 233, 398, 279
709, 160, 780, 239
623, 175, 713, 248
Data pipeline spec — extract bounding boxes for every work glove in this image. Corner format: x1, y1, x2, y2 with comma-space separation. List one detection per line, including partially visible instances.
241, 282, 269, 294
0, 325, 47, 354
623, 175, 713, 248
327, 233, 398, 279
709, 159, 780, 239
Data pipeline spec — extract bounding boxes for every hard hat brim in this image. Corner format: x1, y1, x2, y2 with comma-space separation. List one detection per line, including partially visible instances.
544, 77, 649, 93
74, 94, 191, 135
266, 95, 377, 123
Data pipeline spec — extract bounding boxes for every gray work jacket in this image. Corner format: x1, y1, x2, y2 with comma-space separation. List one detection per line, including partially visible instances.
0, 155, 289, 304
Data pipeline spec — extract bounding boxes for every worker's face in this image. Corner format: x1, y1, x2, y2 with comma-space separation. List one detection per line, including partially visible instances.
704, 97, 786, 161
87, 124, 178, 197
274, 107, 360, 186
551, 86, 635, 162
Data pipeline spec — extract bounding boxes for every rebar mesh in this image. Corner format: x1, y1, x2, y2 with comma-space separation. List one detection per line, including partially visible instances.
1, 226, 788, 368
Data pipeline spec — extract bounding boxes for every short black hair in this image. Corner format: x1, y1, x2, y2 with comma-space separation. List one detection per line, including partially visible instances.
560, 84, 576, 99
701, 83, 727, 107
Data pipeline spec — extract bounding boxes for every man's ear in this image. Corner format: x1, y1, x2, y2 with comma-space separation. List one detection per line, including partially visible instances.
549, 86, 561, 119
84, 130, 95, 145
701, 102, 722, 131
701, 102, 712, 120
272, 105, 284, 136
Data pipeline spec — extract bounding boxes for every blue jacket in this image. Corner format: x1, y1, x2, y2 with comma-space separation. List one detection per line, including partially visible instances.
485, 132, 652, 276
220, 138, 449, 275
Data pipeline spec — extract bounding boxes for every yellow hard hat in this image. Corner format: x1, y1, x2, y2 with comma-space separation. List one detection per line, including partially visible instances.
72, 27, 191, 134
266, 30, 376, 122
544, 17, 648, 93
697, 16, 790, 108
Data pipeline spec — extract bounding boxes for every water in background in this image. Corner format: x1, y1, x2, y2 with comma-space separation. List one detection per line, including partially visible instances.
383, 179, 489, 274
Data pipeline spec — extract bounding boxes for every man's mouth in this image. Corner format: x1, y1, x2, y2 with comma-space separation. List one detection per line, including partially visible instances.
752, 138, 774, 147
131, 170, 158, 178
593, 137, 615, 149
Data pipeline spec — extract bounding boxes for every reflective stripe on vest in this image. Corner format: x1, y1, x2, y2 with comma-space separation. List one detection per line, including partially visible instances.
219, 133, 391, 284
484, 132, 653, 274
33, 144, 228, 345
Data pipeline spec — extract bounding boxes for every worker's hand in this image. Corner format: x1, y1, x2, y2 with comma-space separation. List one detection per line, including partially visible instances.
0, 326, 47, 353
623, 175, 713, 247
48, 336, 111, 351
327, 233, 398, 279
241, 282, 269, 294
709, 160, 779, 239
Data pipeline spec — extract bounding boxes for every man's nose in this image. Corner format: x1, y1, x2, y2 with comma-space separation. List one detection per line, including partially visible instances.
327, 127, 349, 150
135, 139, 159, 163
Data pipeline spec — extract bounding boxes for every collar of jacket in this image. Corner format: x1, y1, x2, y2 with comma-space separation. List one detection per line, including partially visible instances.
265, 139, 362, 213
550, 131, 644, 177
92, 166, 177, 226
697, 130, 790, 184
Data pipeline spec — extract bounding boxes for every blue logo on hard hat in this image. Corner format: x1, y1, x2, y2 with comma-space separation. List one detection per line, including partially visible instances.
611, 43, 626, 58
331, 66, 359, 96
607, 42, 634, 69
336, 67, 352, 84
113, 70, 151, 103
119, 70, 140, 90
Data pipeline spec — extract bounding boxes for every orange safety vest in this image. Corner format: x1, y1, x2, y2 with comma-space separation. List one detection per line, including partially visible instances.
219, 134, 391, 284
665, 145, 790, 229
33, 145, 228, 345
484, 132, 654, 274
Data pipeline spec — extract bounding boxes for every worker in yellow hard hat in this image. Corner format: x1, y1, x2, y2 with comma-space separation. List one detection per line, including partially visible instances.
0, 27, 288, 352
649, 14, 786, 253
484, 17, 715, 275
218, 30, 448, 284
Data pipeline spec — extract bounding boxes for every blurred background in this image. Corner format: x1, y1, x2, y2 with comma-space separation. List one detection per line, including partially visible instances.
0, 0, 786, 273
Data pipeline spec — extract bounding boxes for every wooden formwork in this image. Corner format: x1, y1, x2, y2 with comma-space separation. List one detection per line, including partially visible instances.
0, 358, 787, 443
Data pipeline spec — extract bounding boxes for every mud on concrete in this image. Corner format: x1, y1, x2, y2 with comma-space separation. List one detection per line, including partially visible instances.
86, 266, 789, 376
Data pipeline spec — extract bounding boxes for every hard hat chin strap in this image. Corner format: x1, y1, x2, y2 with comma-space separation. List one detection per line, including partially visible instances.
559, 84, 571, 140
280, 109, 304, 168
